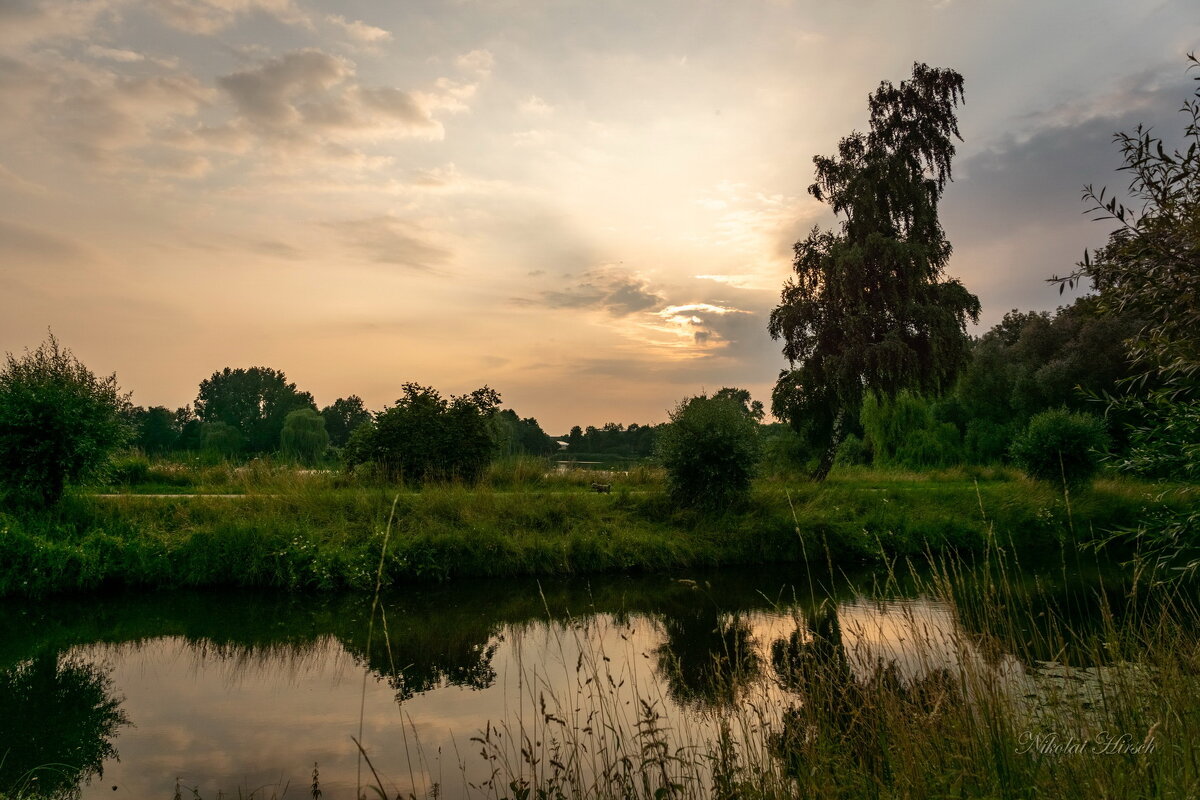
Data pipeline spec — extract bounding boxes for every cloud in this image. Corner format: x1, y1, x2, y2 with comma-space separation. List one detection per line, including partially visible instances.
323, 216, 451, 271
0, 218, 95, 265
219, 49, 353, 125
212, 49, 482, 158
455, 49, 494, 76
325, 14, 392, 45
693, 274, 766, 290
86, 44, 144, 62
0, 163, 48, 194
0, 0, 120, 49
643, 302, 749, 350
244, 237, 304, 259
32, 67, 216, 168
525, 267, 665, 316
519, 95, 552, 115
1008, 67, 1179, 142
942, 69, 1193, 322
152, 0, 313, 35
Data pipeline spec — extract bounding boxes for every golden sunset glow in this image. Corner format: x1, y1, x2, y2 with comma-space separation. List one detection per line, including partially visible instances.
1, 0, 1195, 430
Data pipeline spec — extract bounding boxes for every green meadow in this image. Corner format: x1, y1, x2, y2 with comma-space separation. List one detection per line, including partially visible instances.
0, 456, 1190, 597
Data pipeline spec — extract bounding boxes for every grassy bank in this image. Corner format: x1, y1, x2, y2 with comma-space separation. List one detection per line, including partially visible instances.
0, 461, 1191, 597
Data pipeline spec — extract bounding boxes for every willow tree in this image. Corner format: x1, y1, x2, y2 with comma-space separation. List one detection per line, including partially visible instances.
768, 63, 980, 479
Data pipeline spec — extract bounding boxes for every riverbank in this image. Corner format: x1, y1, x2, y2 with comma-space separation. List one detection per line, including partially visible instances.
0, 467, 1191, 597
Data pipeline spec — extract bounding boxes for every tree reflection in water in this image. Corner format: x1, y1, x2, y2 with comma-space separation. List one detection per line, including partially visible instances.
0, 654, 128, 799
652, 582, 761, 709
770, 601, 961, 781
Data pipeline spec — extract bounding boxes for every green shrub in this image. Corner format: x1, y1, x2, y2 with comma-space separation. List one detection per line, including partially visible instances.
344, 383, 500, 484
279, 408, 329, 465
760, 424, 815, 476
200, 422, 242, 458
1009, 409, 1110, 490
861, 391, 962, 469
964, 419, 1017, 464
108, 455, 152, 486
0, 334, 130, 507
657, 394, 760, 508
834, 434, 871, 466
894, 422, 962, 469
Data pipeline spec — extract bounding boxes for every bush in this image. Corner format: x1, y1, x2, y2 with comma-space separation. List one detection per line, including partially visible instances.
834, 434, 871, 467
280, 408, 329, 465
0, 335, 130, 507
344, 384, 500, 484
894, 422, 963, 469
861, 391, 962, 469
108, 454, 152, 486
964, 419, 1017, 464
200, 422, 242, 458
657, 394, 760, 508
1009, 409, 1110, 490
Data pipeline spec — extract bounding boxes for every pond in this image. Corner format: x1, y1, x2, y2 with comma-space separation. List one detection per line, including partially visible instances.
1, 555, 1133, 799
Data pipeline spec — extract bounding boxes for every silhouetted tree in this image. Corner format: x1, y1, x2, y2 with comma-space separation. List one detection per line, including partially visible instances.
194, 366, 315, 454
345, 384, 501, 483
175, 407, 203, 452
320, 395, 371, 448
134, 405, 180, 455
712, 387, 765, 421
490, 409, 556, 456
0, 334, 130, 507
769, 63, 980, 479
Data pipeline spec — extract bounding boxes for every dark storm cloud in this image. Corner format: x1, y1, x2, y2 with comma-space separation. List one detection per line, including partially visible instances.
944, 70, 1193, 322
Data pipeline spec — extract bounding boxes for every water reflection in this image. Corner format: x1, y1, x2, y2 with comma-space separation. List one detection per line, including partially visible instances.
769, 601, 965, 779
0, 560, 1133, 799
0, 654, 128, 799
652, 582, 761, 709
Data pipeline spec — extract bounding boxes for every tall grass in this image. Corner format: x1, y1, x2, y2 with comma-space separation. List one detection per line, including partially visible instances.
349, 547, 1199, 799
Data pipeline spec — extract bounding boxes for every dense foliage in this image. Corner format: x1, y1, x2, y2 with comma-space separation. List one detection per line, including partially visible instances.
861, 391, 962, 469
1052, 57, 1200, 484
657, 393, 761, 508
950, 298, 1139, 459
565, 422, 660, 459
1039, 55, 1200, 574
770, 63, 980, 479
345, 383, 501, 484
200, 421, 242, 457
195, 366, 315, 454
1009, 409, 1111, 490
491, 409, 557, 456
280, 408, 329, 465
0, 335, 130, 507
320, 395, 371, 448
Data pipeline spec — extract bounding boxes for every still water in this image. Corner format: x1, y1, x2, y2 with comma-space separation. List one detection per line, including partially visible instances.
1, 561, 1126, 799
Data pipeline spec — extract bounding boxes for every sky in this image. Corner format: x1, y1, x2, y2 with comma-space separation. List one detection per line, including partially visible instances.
0, 0, 1196, 433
